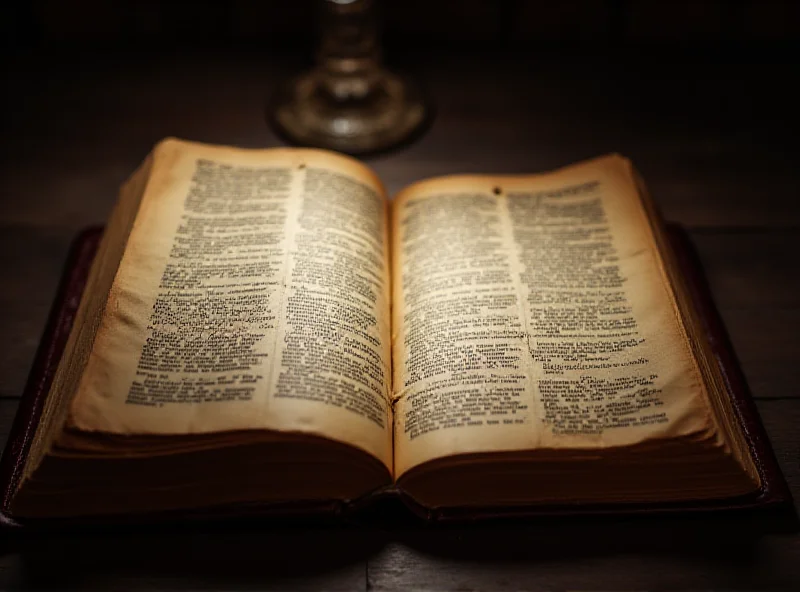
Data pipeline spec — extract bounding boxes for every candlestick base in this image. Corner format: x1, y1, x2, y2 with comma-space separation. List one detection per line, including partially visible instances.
269, 69, 429, 156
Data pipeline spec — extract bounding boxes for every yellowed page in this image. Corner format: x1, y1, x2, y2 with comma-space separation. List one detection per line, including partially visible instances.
68, 139, 393, 470
392, 155, 713, 478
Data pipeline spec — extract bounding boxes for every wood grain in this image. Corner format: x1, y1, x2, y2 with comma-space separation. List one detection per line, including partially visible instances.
0, 226, 76, 399
692, 230, 800, 399
0, 525, 370, 591
3, 52, 799, 227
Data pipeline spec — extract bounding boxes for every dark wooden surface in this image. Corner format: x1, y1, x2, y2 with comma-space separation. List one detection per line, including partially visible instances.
1, 49, 799, 590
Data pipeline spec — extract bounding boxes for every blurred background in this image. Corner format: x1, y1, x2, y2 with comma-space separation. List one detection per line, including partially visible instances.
3, 0, 799, 52
2, 0, 799, 214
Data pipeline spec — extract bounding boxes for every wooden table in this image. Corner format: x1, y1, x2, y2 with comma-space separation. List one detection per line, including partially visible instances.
1, 49, 798, 590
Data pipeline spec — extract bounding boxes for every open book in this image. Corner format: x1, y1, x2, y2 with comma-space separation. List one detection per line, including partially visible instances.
7, 138, 765, 520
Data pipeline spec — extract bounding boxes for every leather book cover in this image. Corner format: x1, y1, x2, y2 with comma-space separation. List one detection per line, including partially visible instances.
0, 227, 104, 530
0, 225, 792, 530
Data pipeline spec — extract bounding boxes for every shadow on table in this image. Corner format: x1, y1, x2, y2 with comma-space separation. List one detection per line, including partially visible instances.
3, 526, 379, 590
1, 502, 796, 590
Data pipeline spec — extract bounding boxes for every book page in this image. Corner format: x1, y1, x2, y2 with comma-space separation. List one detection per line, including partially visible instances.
68, 139, 393, 470
392, 155, 713, 477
